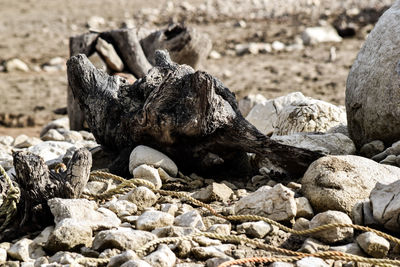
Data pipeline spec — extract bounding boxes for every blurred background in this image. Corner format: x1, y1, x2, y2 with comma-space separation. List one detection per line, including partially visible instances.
0, 0, 393, 136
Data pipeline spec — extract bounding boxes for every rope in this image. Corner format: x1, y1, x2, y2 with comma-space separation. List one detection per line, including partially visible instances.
0, 166, 20, 232
84, 171, 400, 267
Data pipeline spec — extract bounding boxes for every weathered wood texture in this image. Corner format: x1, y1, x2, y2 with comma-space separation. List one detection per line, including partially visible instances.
0, 148, 92, 242
67, 51, 323, 178
68, 24, 212, 131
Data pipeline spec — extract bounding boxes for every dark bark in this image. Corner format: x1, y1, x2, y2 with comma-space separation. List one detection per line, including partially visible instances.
0, 148, 92, 242
67, 24, 211, 131
67, 51, 323, 179
68, 32, 99, 130
140, 24, 212, 69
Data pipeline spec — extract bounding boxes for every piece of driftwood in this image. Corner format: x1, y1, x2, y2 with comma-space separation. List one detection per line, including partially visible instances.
140, 24, 212, 69
67, 50, 323, 178
68, 24, 212, 131
0, 148, 91, 242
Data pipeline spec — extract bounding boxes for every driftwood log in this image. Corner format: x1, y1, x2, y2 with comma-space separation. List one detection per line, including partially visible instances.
0, 148, 91, 242
68, 24, 212, 130
67, 50, 323, 178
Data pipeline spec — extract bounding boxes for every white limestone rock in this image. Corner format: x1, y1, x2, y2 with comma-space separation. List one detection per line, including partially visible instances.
132, 164, 162, 189
136, 211, 174, 231
356, 232, 390, 258
234, 184, 296, 221
301, 26, 342, 45
129, 145, 178, 176
92, 228, 156, 251
309, 211, 353, 244
48, 198, 120, 231
143, 244, 176, 267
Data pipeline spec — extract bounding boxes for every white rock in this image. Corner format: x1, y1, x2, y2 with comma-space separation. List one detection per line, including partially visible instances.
209, 50, 221, 60
301, 155, 400, 214
192, 183, 233, 203
370, 179, 400, 232
121, 259, 152, 267
346, 1, 400, 147
45, 218, 92, 253
301, 26, 342, 45
129, 145, 178, 176
62, 130, 83, 143
174, 210, 206, 231
107, 250, 138, 267
191, 244, 234, 260
144, 244, 176, 267
92, 228, 156, 251
28, 141, 75, 165
136, 211, 174, 231
234, 184, 296, 221
40, 117, 69, 137
295, 197, 314, 219
296, 256, 330, 267
48, 251, 83, 264
48, 198, 120, 230
102, 199, 138, 217
273, 98, 347, 136
207, 224, 231, 235
246, 92, 306, 136
119, 186, 157, 210
41, 129, 65, 141
5, 58, 29, 72
272, 40, 285, 51
356, 232, 390, 258
237, 221, 272, 238
7, 238, 34, 262
309, 210, 353, 244
152, 226, 199, 238
96, 37, 124, 72
0, 248, 6, 262
272, 132, 355, 155
132, 164, 162, 189
0, 136, 14, 146
160, 203, 178, 216
238, 94, 268, 117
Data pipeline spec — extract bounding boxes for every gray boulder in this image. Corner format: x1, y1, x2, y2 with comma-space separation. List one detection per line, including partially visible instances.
370, 179, 400, 232
301, 155, 400, 214
346, 0, 400, 148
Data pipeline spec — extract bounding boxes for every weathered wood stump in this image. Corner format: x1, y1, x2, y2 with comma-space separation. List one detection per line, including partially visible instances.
68, 24, 212, 130
67, 50, 323, 178
0, 148, 92, 242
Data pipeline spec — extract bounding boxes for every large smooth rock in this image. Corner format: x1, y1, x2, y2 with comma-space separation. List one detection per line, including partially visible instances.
301, 155, 400, 214
129, 145, 178, 176
370, 179, 400, 232
28, 141, 75, 165
48, 198, 120, 230
346, 1, 400, 148
271, 132, 355, 155
234, 184, 296, 221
